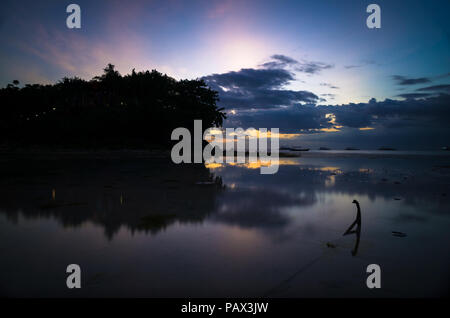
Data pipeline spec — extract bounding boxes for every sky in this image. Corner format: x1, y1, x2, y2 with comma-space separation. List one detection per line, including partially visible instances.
1, 0, 449, 149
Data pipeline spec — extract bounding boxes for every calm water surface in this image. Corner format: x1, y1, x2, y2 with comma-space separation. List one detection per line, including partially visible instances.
1, 151, 449, 297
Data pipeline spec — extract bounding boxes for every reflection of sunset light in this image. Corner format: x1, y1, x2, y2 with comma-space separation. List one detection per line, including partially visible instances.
325, 175, 335, 187
320, 127, 340, 132
206, 158, 298, 170
359, 127, 374, 131
208, 128, 223, 134
205, 163, 224, 169
317, 166, 340, 172
230, 161, 270, 169
214, 225, 264, 258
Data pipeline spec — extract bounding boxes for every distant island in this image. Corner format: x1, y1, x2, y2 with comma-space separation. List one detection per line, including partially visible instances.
378, 147, 397, 151
0, 64, 226, 149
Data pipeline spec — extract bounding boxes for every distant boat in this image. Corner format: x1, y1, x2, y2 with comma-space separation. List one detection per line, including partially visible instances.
319, 147, 331, 150
442, 146, 450, 151
289, 147, 310, 151
345, 147, 359, 151
378, 147, 397, 151
280, 147, 309, 151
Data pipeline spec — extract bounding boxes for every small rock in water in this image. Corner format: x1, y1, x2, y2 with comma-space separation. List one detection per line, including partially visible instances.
326, 242, 337, 248
394, 197, 402, 200
392, 231, 407, 237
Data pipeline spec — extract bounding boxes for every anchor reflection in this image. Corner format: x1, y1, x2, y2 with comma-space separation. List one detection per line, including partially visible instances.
343, 199, 362, 256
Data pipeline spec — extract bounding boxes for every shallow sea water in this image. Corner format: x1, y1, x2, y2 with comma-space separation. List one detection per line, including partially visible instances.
0, 151, 449, 297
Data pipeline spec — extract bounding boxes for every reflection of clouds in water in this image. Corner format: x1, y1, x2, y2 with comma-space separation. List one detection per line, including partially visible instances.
213, 189, 316, 230
214, 159, 450, 214
1, 154, 449, 241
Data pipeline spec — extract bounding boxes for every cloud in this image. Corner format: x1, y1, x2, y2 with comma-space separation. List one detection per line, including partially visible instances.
295, 61, 333, 74
261, 54, 333, 75
259, 54, 300, 69
344, 65, 361, 69
397, 93, 431, 99
416, 84, 450, 93
2, 4, 157, 86
269, 54, 298, 65
202, 54, 338, 109
202, 67, 319, 109
320, 93, 336, 101
344, 60, 377, 69
213, 188, 315, 230
392, 75, 431, 86
325, 94, 450, 130
320, 82, 339, 89
225, 94, 450, 137
203, 57, 450, 148
225, 104, 333, 132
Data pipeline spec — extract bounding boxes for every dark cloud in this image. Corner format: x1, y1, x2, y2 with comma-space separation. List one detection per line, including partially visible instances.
261, 54, 333, 75
295, 61, 333, 74
226, 94, 450, 137
202, 54, 337, 109
260, 54, 298, 69
203, 57, 449, 149
395, 83, 450, 100
392, 75, 431, 85
271, 54, 298, 64
416, 84, 450, 93
225, 104, 332, 132
204, 68, 294, 90
320, 93, 336, 102
202, 68, 319, 109
397, 93, 431, 99
326, 94, 450, 130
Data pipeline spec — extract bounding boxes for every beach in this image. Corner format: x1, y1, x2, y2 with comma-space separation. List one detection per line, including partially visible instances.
0, 150, 449, 297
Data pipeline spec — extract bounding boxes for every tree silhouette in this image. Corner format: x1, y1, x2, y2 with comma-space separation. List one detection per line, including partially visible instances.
0, 65, 226, 148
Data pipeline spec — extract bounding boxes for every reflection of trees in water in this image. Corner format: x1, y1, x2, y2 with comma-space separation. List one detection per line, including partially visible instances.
1, 155, 449, 240
0, 155, 224, 239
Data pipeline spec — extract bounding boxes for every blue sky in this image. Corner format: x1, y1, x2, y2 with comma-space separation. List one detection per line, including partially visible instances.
1, 0, 449, 148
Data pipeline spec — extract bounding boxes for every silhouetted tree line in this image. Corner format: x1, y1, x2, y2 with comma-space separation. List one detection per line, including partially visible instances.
0, 64, 226, 148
